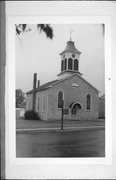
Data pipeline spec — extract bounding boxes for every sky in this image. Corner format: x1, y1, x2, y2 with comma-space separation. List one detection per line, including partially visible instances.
16, 24, 105, 96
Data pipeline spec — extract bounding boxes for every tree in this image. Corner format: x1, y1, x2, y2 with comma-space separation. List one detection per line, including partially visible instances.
15, 24, 53, 39
16, 89, 26, 108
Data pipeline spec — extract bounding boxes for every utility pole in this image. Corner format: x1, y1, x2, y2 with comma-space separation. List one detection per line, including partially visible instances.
61, 100, 64, 130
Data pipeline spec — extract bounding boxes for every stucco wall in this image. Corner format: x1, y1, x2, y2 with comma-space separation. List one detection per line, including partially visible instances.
99, 99, 105, 118
26, 75, 99, 121
35, 90, 48, 120
26, 90, 48, 120
26, 93, 33, 110
47, 75, 98, 120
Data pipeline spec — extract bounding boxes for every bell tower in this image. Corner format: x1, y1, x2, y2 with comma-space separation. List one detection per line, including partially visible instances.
57, 36, 82, 80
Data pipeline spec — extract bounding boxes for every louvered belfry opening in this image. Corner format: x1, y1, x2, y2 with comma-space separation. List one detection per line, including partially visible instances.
74, 59, 78, 71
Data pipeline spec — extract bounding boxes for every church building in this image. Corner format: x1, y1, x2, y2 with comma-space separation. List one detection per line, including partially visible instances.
26, 37, 99, 120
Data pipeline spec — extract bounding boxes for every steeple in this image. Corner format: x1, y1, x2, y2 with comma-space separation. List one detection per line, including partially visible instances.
60, 41, 81, 55
58, 38, 82, 80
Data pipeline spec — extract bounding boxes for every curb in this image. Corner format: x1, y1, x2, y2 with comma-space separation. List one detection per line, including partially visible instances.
16, 126, 105, 134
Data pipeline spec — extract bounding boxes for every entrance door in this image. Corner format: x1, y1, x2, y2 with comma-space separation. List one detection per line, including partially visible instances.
71, 103, 82, 120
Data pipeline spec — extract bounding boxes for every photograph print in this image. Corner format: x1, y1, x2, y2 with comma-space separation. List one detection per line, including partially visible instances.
16, 23, 105, 158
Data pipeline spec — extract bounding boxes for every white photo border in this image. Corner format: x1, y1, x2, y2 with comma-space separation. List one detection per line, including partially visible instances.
6, 15, 111, 165
6, 15, 112, 179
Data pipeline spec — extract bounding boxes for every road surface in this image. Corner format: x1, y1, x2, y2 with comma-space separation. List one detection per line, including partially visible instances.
16, 128, 105, 157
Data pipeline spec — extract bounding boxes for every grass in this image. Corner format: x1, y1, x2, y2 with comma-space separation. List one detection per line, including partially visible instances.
16, 117, 105, 130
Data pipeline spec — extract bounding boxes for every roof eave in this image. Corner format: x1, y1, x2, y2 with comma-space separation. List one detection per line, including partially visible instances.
26, 73, 99, 95
57, 70, 83, 76
76, 74, 100, 93
60, 50, 82, 55
53, 73, 99, 93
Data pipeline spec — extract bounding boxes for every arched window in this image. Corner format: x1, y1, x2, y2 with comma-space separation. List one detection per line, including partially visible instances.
58, 91, 63, 108
68, 58, 73, 70
61, 60, 63, 71
42, 96, 46, 111
74, 59, 78, 71
64, 58, 67, 70
86, 94, 91, 110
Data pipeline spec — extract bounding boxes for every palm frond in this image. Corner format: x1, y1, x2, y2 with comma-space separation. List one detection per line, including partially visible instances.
37, 24, 53, 39
15, 24, 53, 39
22, 24, 27, 31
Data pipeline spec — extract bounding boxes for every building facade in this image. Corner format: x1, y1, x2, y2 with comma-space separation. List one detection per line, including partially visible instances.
26, 39, 99, 120
98, 94, 105, 118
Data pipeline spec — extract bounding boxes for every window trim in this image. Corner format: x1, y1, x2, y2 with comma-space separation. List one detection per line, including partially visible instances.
61, 60, 63, 71
57, 90, 64, 109
64, 58, 67, 70
68, 58, 73, 70
85, 94, 92, 111
42, 95, 46, 112
28, 99, 30, 110
38, 97, 39, 112
28, 97, 32, 110
74, 59, 78, 71
71, 102, 83, 115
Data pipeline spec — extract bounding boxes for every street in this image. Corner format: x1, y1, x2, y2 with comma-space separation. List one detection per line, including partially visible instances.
16, 128, 105, 157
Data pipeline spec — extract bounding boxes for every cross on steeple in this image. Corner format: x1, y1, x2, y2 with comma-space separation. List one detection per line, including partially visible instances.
69, 29, 74, 41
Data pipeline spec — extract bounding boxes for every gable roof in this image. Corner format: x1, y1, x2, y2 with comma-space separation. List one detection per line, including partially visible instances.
27, 73, 99, 95
27, 79, 59, 94
99, 94, 105, 100
51, 73, 99, 93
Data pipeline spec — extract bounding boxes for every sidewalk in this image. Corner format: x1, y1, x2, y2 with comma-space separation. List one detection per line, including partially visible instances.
16, 126, 105, 134
16, 117, 105, 133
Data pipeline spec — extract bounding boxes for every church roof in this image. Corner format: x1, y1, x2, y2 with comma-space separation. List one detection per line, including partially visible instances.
27, 73, 99, 95
27, 79, 59, 94
60, 41, 81, 55
57, 70, 83, 76
99, 94, 105, 99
